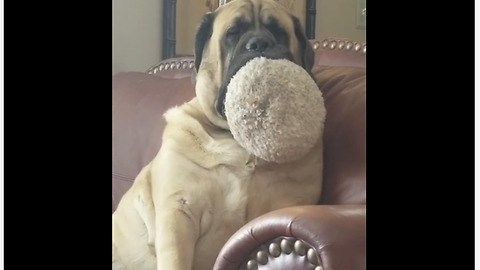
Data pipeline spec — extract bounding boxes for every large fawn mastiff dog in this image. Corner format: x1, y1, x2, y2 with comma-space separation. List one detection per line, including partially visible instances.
112, 0, 323, 269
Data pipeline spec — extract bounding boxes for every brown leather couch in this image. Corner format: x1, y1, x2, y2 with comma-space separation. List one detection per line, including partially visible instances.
112, 38, 366, 270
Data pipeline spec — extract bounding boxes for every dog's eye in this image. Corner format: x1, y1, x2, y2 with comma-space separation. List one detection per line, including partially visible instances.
226, 19, 249, 40
264, 19, 288, 43
267, 25, 287, 44
267, 25, 286, 37
226, 26, 241, 37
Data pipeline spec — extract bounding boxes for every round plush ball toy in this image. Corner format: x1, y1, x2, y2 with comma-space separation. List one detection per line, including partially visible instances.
225, 57, 326, 163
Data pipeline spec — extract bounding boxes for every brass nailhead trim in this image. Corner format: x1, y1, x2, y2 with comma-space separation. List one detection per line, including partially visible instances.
268, 243, 281, 257
246, 237, 322, 269
147, 59, 196, 74
307, 248, 318, 264
247, 259, 258, 270
320, 39, 365, 54
280, 238, 293, 254
294, 240, 307, 256
256, 251, 268, 265
354, 42, 362, 52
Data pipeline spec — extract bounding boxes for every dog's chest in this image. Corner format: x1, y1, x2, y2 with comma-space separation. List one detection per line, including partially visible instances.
212, 149, 322, 225
183, 135, 322, 270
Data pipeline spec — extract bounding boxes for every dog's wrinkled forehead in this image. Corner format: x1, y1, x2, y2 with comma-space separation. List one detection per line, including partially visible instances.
213, 0, 295, 38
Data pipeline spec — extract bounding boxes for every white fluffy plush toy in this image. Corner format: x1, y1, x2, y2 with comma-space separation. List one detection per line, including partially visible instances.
225, 57, 326, 163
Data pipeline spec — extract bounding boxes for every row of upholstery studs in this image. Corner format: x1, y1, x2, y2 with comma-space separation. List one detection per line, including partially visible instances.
246, 238, 324, 270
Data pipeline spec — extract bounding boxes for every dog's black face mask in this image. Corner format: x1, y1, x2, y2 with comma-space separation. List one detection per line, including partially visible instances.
222, 17, 294, 79
194, 9, 314, 119
215, 17, 294, 116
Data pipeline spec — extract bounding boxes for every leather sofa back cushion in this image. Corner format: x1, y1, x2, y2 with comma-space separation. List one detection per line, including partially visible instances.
112, 72, 196, 210
313, 66, 366, 204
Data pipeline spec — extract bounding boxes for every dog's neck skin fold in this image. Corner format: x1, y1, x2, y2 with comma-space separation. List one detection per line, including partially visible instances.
195, 64, 231, 130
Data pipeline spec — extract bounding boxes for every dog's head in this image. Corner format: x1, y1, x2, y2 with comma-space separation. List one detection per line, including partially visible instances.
194, 0, 315, 129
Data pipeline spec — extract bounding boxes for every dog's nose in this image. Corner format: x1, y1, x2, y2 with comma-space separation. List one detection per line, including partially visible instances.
245, 36, 272, 52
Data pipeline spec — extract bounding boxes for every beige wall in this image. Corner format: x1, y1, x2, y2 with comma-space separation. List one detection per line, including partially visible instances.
112, 0, 162, 75
315, 0, 366, 42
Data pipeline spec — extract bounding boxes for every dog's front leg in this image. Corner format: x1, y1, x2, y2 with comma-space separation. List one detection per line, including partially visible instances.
154, 194, 201, 270
151, 150, 209, 270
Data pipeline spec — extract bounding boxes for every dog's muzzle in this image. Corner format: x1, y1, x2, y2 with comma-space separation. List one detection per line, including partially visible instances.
245, 36, 273, 53
216, 33, 295, 118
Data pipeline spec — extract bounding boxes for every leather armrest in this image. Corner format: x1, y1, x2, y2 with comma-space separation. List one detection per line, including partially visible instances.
213, 205, 366, 270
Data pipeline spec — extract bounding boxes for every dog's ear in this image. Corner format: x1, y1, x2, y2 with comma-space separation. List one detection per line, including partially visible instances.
194, 13, 215, 72
292, 16, 315, 72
